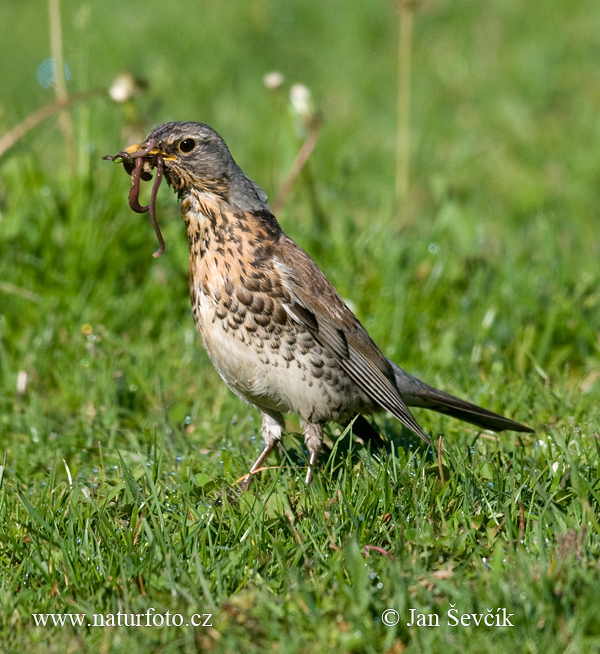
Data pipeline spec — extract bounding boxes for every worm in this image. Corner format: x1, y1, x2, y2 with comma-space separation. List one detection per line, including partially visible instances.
148, 155, 165, 258
104, 138, 166, 257
128, 156, 149, 213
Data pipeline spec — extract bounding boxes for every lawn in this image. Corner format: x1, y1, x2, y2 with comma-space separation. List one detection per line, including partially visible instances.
1, 0, 600, 652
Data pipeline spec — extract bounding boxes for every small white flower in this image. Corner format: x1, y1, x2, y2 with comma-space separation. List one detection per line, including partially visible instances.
263, 71, 285, 90
109, 73, 137, 103
290, 84, 312, 118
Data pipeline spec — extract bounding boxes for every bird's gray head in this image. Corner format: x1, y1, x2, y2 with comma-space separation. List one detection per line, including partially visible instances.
138, 121, 269, 212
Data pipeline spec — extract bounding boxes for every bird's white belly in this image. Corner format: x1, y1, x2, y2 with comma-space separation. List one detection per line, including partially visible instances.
194, 290, 350, 421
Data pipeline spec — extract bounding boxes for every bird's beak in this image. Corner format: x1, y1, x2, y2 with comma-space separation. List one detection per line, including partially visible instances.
123, 142, 177, 161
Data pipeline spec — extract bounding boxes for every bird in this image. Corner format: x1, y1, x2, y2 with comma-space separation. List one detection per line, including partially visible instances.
110, 120, 533, 489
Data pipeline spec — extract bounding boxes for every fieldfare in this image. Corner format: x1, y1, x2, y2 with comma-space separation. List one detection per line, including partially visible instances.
105, 121, 533, 489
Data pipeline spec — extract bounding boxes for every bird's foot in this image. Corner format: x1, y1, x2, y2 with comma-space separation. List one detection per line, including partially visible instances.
238, 473, 254, 491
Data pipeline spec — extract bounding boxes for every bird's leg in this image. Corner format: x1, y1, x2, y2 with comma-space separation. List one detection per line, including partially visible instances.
239, 412, 284, 491
303, 423, 323, 485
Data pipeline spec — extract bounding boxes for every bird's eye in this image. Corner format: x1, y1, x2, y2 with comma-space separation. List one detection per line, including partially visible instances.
178, 138, 196, 153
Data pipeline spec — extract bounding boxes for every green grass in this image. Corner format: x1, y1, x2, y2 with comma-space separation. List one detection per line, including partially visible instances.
2, 0, 600, 652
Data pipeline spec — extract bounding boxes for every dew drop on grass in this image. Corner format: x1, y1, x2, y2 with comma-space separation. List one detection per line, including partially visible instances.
184, 416, 192, 425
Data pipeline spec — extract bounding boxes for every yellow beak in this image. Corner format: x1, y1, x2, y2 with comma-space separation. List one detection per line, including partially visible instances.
123, 143, 177, 161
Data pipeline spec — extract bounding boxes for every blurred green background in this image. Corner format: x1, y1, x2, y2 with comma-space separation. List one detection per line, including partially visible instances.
1, 1, 600, 652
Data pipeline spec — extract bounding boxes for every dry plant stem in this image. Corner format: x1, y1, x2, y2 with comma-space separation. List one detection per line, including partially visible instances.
48, 0, 76, 169
273, 122, 321, 215
396, 0, 415, 208
0, 89, 105, 160
437, 434, 445, 484
0, 282, 41, 303
363, 545, 393, 559
301, 162, 327, 234
519, 502, 525, 542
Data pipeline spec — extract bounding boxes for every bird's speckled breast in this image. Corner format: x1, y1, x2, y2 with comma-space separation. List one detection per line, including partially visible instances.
181, 190, 361, 423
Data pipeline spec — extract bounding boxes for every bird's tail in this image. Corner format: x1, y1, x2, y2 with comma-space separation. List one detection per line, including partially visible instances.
389, 360, 533, 433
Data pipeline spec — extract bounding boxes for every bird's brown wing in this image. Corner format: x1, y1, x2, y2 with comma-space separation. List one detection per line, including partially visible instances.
274, 237, 431, 445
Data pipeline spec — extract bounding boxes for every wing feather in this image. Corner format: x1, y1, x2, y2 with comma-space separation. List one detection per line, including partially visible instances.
274, 242, 431, 445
